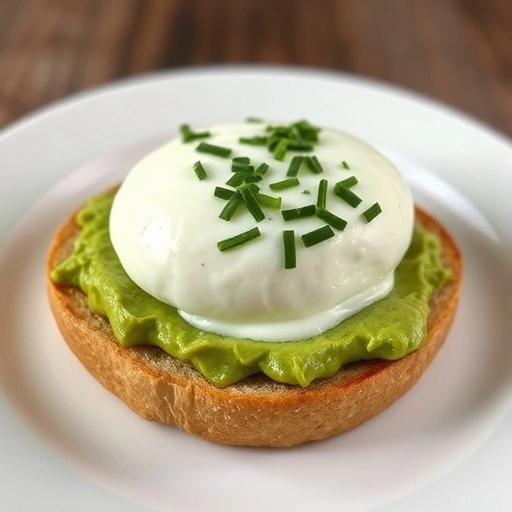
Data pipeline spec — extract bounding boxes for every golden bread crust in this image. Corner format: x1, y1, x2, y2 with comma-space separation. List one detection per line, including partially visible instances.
46, 206, 462, 447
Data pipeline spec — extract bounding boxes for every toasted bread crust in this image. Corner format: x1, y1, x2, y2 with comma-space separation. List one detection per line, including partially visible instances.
46, 206, 462, 447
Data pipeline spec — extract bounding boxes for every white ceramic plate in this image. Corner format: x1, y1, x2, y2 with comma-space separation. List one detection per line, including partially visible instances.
0, 67, 511, 512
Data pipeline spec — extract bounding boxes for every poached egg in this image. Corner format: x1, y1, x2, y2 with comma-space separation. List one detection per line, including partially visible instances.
109, 121, 414, 341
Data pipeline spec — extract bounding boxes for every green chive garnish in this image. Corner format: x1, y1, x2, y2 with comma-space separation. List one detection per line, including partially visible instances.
180, 124, 211, 143
301, 225, 335, 247
219, 192, 242, 221
267, 120, 320, 143
217, 227, 261, 252
267, 126, 288, 137
316, 207, 347, 231
196, 141, 232, 158
226, 170, 261, 187
239, 136, 268, 146
226, 172, 247, 187
231, 156, 251, 172
254, 192, 282, 209
255, 162, 269, 176
267, 137, 282, 153
269, 177, 300, 191
294, 120, 320, 142
239, 120, 321, 160
287, 142, 314, 151
302, 190, 311, 195
341, 160, 350, 170
247, 183, 260, 193
246, 117, 264, 123
193, 161, 207, 180
361, 202, 382, 222
305, 155, 323, 174
283, 230, 296, 269
316, 179, 328, 208
334, 183, 362, 207
234, 165, 255, 174
273, 139, 288, 161
281, 204, 316, 221
286, 156, 304, 177
214, 186, 235, 200
338, 176, 358, 188
244, 173, 263, 183
239, 184, 265, 222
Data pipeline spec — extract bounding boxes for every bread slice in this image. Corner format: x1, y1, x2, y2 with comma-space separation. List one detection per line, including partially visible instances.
46, 206, 462, 447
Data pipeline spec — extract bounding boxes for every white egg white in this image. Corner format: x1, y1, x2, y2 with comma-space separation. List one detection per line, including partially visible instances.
110, 122, 414, 341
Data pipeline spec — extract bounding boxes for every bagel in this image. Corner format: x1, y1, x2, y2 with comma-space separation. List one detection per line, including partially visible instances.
46, 203, 462, 447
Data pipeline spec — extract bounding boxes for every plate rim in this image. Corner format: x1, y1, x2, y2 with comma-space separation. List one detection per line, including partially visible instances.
2, 64, 512, 149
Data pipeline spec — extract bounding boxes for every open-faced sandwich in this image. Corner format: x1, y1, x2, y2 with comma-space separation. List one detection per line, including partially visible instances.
47, 119, 462, 447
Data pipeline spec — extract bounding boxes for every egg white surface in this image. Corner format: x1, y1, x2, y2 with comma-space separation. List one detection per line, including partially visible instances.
109, 122, 414, 341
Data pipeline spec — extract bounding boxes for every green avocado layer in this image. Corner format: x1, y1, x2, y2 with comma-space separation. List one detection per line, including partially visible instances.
51, 191, 450, 387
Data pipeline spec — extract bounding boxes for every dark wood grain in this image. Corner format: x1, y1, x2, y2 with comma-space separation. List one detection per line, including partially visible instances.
0, 0, 511, 135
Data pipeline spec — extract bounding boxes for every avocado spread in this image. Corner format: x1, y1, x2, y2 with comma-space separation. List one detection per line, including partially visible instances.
51, 191, 450, 387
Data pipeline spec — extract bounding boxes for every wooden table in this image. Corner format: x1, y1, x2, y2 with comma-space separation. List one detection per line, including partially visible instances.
0, 0, 511, 137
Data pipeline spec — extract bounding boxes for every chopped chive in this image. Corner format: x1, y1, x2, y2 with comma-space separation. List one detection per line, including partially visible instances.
316, 207, 347, 231
338, 176, 358, 188
286, 156, 304, 177
254, 192, 282, 209
233, 164, 255, 174
302, 130, 319, 143
334, 183, 362, 208
180, 124, 193, 142
217, 227, 261, 252
294, 120, 320, 142
255, 162, 269, 176
316, 179, 328, 209
287, 142, 314, 151
361, 202, 382, 223
219, 192, 242, 221
302, 190, 311, 195
281, 204, 316, 221
180, 124, 192, 141
226, 170, 262, 187
301, 225, 335, 247
179, 124, 211, 143
239, 184, 265, 222
247, 183, 260, 193
305, 155, 323, 174
269, 177, 300, 191
192, 161, 207, 180
273, 138, 288, 161
191, 131, 211, 141
267, 120, 320, 143
214, 186, 235, 200
226, 172, 247, 187
238, 120, 321, 162
266, 125, 289, 136
246, 117, 264, 123
231, 156, 251, 172
239, 136, 268, 145
289, 125, 301, 139
341, 160, 350, 170
283, 230, 296, 269
267, 137, 281, 151
196, 141, 232, 158
244, 173, 263, 183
